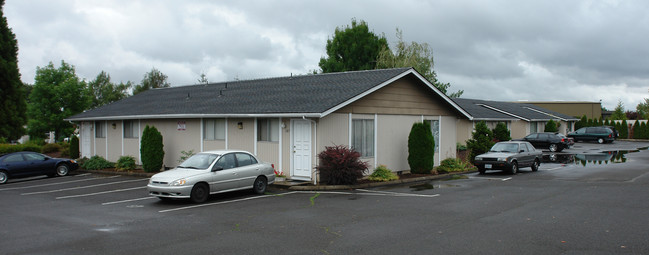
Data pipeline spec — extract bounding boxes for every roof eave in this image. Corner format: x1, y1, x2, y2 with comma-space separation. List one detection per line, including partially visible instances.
65, 113, 323, 122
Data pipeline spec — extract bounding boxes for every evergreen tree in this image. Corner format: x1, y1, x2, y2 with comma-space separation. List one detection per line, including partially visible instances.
632, 121, 641, 139
492, 122, 511, 141
575, 115, 587, 130
466, 121, 494, 163
141, 125, 164, 172
0, 0, 27, 141
407, 122, 435, 174
544, 120, 558, 132
610, 100, 627, 120
620, 120, 629, 139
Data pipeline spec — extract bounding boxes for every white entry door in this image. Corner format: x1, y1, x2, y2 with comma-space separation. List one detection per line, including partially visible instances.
80, 122, 92, 158
291, 119, 312, 180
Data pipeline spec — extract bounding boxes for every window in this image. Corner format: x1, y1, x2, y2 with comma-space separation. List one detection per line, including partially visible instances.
95, 121, 106, 138
3, 154, 24, 163
352, 119, 374, 157
214, 153, 237, 170
23, 153, 45, 161
124, 120, 139, 138
529, 122, 538, 133
204, 119, 226, 140
235, 153, 257, 167
257, 119, 279, 142
426, 120, 440, 152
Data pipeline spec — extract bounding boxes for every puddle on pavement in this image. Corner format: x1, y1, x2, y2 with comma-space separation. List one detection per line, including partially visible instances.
542, 149, 645, 167
409, 182, 461, 191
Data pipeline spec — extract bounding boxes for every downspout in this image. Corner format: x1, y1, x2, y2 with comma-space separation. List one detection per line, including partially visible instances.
303, 116, 318, 185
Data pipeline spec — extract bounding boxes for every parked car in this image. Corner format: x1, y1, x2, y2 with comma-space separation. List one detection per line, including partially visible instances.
0, 151, 79, 184
517, 132, 569, 152
601, 125, 619, 138
567, 127, 615, 144
473, 141, 542, 174
147, 150, 276, 203
555, 133, 575, 148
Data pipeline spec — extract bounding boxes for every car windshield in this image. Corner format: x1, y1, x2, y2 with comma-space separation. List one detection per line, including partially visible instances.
178, 153, 219, 170
490, 143, 519, 153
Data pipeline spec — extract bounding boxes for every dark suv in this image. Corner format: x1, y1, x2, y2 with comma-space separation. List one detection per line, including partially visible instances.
567, 127, 615, 144
518, 132, 569, 152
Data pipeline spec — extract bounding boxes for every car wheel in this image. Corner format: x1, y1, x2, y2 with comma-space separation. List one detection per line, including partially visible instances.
531, 160, 539, 172
0, 171, 8, 184
510, 161, 518, 174
56, 164, 69, 177
253, 176, 268, 194
549, 144, 558, 152
597, 138, 604, 144
190, 183, 209, 203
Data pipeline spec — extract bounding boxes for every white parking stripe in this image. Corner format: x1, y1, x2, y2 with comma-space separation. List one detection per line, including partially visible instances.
102, 197, 155, 205
159, 190, 440, 213
0, 175, 121, 191
20, 178, 148, 195
55, 187, 146, 199
469, 176, 513, 181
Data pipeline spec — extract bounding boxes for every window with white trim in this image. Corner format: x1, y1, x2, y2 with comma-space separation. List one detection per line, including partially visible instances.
204, 119, 226, 140
123, 120, 139, 138
95, 121, 106, 138
426, 120, 440, 152
352, 119, 374, 157
257, 118, 279, 142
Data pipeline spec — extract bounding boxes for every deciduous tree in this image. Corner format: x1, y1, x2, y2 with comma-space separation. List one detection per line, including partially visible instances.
87, 71, 131, 109
27, 61, 89, 141
319, 19, 388, 73
133, 68, 170, 95
377, 29, 463, 98
0, 0, 27, 141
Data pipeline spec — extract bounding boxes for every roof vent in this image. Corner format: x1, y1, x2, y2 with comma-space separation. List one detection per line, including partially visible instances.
186, 93, 190, 100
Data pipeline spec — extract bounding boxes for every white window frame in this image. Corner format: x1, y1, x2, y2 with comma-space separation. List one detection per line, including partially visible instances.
352, 119, 374, 157
203, 118, 226, 140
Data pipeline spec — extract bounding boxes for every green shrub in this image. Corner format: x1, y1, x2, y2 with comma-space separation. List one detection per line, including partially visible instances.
41, 143, 62, 154
492, 122, 511, 141
81, 155, 114, 170
116, 156, 137, 171
141, 125, 164, 173
0, 143, 42, 154
544, 120, 558, 132
466, 121, 494, 163
408, 122, 435, 174
368, 165, 399, 182
69, 136, 80, 159
316, 145, 368, 185
436, 158, 473, 174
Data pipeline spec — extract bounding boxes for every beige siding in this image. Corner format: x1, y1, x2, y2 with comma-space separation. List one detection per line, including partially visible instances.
203, 140, 226, 151
95, 138, 107, 159
376, 115, 420, 171
456, 120, 473, 146
317, 113, 349, 153
280, 118, 291, 175
510, 120, 528, 139
123, 138, 140, 163
227, 118, 254, 152
141, 119, 201, 168
438, 115, 458, 163
257, 141, 279, 168
336, 77, 453, 116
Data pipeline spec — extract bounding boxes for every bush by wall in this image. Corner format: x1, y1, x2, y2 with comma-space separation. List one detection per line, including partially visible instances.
544, 120, 558, 132
368, 165, 399, 182
81, 155, 114, 170
0, 143, 42, 154
141, 125, 164, 173
407, 122, 435, 174
316, 145, 368, 185
41, 143, 62, 154
492, 122, 511, 141
436, 158, 474, 174
116, 156, 137, 171
69, 136, 80, 159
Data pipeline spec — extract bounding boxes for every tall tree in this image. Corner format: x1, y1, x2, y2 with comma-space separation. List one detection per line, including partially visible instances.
0, 0, 27, 141
133, 68, 170, 95
610, 100, 627, 120
377, 29, 463, 98
318, 19, 388, 73
87, 71, 131, 109
27, 61, 89, 141
636, 98, 649, 120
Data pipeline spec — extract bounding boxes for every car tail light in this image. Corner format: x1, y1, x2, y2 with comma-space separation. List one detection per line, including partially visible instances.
271, 164, 275, 170
608, 134, 612, 138
561, 138, 565, 142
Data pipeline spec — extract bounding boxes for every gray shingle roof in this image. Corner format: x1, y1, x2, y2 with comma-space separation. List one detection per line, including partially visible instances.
452, 98, 579, 121
69, 68, 453, 121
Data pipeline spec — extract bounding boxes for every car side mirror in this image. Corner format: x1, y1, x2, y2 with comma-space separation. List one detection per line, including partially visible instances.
212, 166, 223, 172
520, 150, 525, 153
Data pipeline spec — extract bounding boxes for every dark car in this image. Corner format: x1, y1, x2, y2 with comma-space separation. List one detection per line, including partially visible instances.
518, 132, 569, 152
0, 151, 79, 184
473, 141, 542, 174
556, 133, 574, 148
567, 127, 615, 144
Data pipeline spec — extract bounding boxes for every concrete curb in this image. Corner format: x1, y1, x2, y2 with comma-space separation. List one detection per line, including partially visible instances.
286, 171, 477, 191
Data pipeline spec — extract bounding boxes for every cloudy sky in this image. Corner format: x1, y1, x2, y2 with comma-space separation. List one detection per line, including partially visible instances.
5, 0, 648, 110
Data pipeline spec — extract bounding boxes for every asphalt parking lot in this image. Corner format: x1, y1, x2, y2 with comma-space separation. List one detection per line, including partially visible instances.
2, 140, 649, 254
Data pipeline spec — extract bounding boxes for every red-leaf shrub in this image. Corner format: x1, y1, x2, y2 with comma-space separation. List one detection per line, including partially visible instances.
316, 145, 369, 185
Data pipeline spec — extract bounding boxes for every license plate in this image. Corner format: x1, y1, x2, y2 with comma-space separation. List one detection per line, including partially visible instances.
485, 164, 492, 169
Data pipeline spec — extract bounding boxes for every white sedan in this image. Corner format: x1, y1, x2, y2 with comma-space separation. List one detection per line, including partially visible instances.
147, 150, 275, 203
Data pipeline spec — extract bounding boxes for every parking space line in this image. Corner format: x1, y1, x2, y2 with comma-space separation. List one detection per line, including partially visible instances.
0, 175, 121, 192
55, 187, 146, 199
545, 167, 564, 171
469, 176, 512, 181
102, 197, 156, 205
159, 190, 440, 213
20, 178, 148, 195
